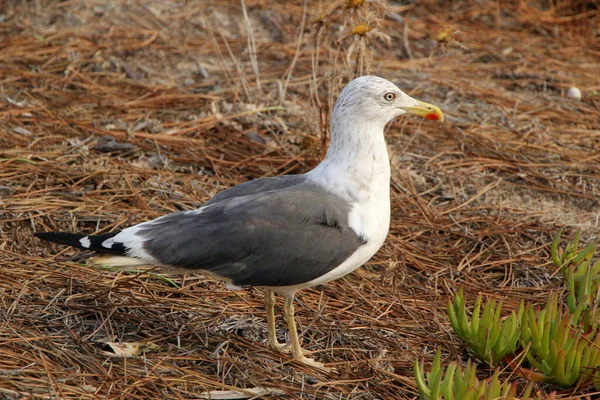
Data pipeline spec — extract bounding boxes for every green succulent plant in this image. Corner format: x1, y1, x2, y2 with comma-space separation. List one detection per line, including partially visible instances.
551, 229, 600, 330
447, 288, 523, 366
520, 292, 600, 387
414, 349, 550, 400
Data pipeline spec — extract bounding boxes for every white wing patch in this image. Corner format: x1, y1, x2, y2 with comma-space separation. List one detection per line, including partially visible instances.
79, 236, 91, 248
347, 205, 363, 238
185, 204, 212, 215
108, 225, 157, 262
101, 237, 115, 248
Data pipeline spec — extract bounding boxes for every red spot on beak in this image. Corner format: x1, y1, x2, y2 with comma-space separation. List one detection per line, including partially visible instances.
426, 113, 440, 121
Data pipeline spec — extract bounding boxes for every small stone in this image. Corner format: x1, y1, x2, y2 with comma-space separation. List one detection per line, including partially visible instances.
94, 136, 136, 153
184, 78, 195, 86
197, 64, 209, 79
245, 131, 266, 144
12, 126, 32, 136
567, 86, 582, 100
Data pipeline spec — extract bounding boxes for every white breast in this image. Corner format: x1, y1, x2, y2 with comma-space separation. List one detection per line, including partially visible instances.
272, 162, 391, 296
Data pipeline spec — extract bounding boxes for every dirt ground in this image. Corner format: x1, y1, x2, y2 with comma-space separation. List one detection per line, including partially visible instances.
1, 0, 599, 399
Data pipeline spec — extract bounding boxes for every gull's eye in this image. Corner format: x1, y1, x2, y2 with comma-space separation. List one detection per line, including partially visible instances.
384, 92, 396, 101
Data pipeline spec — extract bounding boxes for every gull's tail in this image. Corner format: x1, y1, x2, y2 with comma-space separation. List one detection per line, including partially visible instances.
35, 228, 157, 269
35, 231, 152, 268
34, 231, 125, 254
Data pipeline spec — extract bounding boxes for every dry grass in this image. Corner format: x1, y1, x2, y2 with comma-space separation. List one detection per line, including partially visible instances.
1, 0, 599, 398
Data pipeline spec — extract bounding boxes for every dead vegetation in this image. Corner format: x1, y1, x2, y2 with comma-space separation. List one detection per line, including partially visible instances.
1, 0, 599, 398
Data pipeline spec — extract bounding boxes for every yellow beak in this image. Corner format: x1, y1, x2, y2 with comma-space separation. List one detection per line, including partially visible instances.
401, 100, 444, 122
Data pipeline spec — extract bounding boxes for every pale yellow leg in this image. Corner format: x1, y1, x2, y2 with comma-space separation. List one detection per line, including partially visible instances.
283, 294, 331, 371
265, 289, 286, 351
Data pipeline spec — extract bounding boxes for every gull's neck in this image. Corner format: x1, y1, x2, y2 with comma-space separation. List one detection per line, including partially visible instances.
308, 114, 391, 204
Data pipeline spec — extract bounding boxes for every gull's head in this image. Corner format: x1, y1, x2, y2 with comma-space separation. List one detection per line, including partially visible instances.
333, 76, 444, 128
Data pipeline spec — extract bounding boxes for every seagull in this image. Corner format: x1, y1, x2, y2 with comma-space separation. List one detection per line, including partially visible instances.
35, 75, 443, 370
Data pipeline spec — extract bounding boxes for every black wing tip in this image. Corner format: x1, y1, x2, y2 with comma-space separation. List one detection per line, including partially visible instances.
34, 230, 126, 255
34, 231, 83, 245
34, 232, 56, 240
34, 231, 68, 240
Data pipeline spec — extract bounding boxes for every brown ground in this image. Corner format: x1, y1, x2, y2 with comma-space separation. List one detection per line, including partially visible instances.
1, 0, 599, 399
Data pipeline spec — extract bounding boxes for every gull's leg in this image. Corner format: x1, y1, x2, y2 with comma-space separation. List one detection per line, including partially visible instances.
265, 289, 286, 351
283, 294, 330, 371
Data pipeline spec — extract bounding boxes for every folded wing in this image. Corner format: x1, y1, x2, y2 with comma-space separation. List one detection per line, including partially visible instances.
36, 179, 366, 288
135, 185, 365, 286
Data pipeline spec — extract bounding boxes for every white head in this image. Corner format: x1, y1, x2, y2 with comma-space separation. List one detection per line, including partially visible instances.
332, 75, 443, 130
314, 75, 444, 178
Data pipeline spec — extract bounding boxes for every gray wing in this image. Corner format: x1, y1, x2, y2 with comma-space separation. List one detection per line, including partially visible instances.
137, 183, 366, 287
206, 174, 306, 204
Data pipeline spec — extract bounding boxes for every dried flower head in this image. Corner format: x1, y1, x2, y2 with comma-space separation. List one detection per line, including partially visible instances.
345, 0, 365, 9
352, 24, 370, 36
